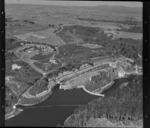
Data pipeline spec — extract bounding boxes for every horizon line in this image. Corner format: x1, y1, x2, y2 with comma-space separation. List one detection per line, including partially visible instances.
5, 0, 142, 8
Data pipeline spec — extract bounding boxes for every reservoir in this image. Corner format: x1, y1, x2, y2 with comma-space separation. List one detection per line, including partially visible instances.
5, 84, 100, 127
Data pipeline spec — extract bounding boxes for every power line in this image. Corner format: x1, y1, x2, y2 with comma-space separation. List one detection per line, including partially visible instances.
23, 104, 84, 109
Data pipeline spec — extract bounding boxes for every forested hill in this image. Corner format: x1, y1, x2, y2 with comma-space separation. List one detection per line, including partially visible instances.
63, 75, 143, 127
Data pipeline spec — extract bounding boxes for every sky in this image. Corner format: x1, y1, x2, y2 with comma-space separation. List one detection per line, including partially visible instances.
5, 0, 142, 7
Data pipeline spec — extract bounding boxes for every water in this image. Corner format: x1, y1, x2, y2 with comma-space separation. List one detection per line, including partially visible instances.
5, 84, 100, 126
